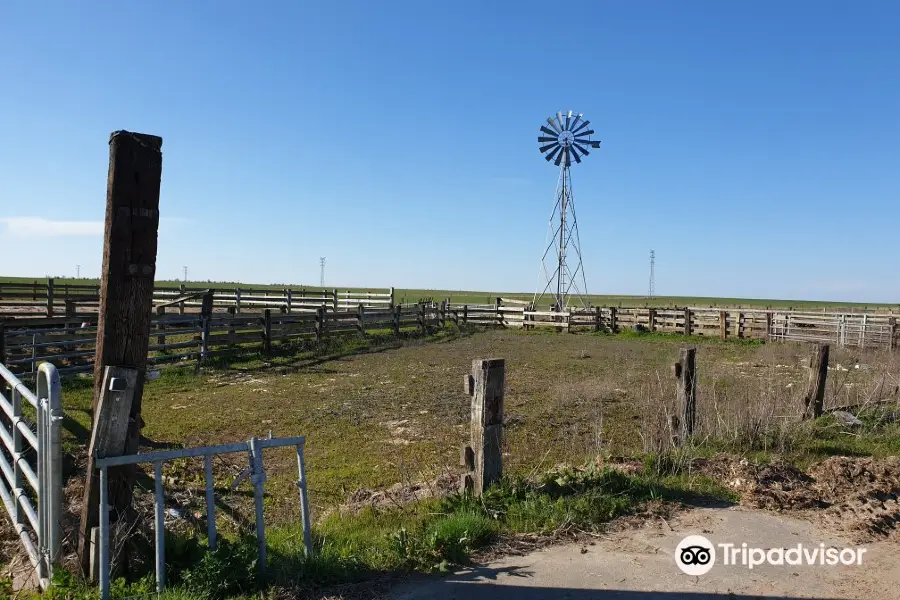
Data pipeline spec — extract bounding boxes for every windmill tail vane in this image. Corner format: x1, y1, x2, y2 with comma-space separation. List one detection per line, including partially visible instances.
534, 110, 600, 312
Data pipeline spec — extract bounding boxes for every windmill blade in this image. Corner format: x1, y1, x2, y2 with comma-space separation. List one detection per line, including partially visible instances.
539, 142, 560, 154
556, 112, 565, 131
538, 136, 557, 143
545, 118, 561, 133
569, 113, 583, 132
545, 145, 561, 162
589, 140, 601, 148
565, 111, 571, 130
554, 147, 565, 166
540, 126, 557, 136
573, 142, 590, 156
570, 146, 582, 163
572, 119, 590, 134
574, 129, 595, 138
574, 138, 599, 148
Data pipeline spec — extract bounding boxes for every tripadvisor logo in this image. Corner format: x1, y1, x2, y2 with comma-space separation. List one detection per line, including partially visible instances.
675, 535, 868, 574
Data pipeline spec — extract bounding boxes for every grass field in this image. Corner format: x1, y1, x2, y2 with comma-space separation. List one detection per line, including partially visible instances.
4, 326, 900, 598
2, 276, 898, 310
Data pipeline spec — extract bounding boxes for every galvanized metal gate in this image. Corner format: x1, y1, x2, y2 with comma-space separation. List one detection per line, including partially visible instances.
95, 435, 312, 600
0, 362, 63, 589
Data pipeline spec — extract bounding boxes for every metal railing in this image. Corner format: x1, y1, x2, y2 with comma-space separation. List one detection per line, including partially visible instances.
95, 435, 312, 600
0, 362, 63, 589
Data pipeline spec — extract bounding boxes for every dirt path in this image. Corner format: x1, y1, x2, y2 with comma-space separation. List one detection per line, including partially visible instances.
390, 506, 900, 600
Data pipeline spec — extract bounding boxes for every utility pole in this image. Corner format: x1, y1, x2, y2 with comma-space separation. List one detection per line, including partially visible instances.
319, 257, 326, 287
183, 265, 188, 282
648, 250, 655, 298
76, 264, 81, 279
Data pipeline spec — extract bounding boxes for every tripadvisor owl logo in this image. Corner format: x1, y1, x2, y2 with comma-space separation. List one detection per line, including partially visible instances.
675, 535, 715, 575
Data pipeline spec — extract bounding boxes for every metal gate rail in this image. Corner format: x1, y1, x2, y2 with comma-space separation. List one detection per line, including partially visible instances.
95, 434, 312, 600
0, 362, 63, 589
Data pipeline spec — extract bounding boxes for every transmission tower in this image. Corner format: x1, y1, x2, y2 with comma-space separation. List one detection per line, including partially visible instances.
319, 257, 326, 287
183, 266, 188, 282
648, 250, 655, 298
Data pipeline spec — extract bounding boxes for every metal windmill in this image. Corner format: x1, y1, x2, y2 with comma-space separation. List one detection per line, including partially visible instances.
534, 110, 601, 311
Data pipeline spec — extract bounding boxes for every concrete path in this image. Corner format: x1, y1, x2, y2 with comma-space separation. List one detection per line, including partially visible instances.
391, 506, 900, 600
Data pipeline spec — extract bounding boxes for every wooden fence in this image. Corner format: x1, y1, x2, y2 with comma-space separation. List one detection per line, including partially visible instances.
0, 280, 394, 318
0, 303, 445, 376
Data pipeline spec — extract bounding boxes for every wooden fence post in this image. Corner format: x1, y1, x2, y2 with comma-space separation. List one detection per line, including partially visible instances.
227, 306, 236, 340
609, 307, 617, 333
673, 347, 697, 446
46, 278, 55, 317
461, 358, 505, 495
285, 288, 292, 313
803, 344, 829, 420
719, 311, 727, 340
463, 305, 468, 328
357, 304, 366, 338
179, 283, 186, 315
235, 288, 242, 314
765, 311, 773, 341
683, 308, 691, 336
889, 317, 896, 351
648, 308, 656, 333
78, 131, 163, 574
418, 303, 426, 335
392, 305, 400, 337
389, 287, 395, 309
736, 312, 744, 339
440, 300, 447, 328
332, 289, 338, 315
262, 309, 272, 354
156, 305, 166, 345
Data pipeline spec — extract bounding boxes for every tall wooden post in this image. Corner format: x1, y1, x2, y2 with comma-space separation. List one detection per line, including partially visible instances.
648, 308, 656, 333
609, 307, 618, 333
315, 307, 324, 344
719, 311, 727, 340
804, 344, 829, 420
674, 348, 697, 446
765, 311, 773, 341
461, 359, 505, 495
463, 304, 468, 328
594, 306, 601, 332
78, 131, 162, 573
889, 317, 896, 351
683, 307, 691, 336
357, 304, 366, 338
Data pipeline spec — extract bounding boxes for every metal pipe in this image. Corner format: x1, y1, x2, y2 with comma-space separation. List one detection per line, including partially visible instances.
99, 466, 109, 600
249, 437, 267, 575
154, 461, 165, 593
95, 436, 306, 468
204, 454, 216, 550
296, 445, 312, 556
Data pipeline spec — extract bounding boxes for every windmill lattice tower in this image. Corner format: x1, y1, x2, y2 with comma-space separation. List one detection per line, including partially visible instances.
534, 110, 601, 310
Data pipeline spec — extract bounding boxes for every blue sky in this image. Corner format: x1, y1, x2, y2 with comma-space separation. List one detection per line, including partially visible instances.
1, 2, 898, 301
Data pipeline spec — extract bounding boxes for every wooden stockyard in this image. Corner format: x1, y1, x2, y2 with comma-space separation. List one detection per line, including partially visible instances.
1, 285, 898, 377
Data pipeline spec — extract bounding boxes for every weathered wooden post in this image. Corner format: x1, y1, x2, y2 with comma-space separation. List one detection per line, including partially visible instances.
46, 278, 55, 317
594, 306, 601, 332
803, 344, 829, 420
648, 308, 656, 333
673, 348, 697, 446
262, 309, 272, 354
389, 286, 395, 309
392, 305, 401, 337
315, 307, 324, 344
357, 304, 366, 338
78, 131, 163, 574
285, 288, 293, 313
609, 306, 618, 333
235, 287, 242, 314
463, 304, 468, 328
461, 359, 505, 495
178, 283, 186, 315
155, 305, 166, 346
765, 311, 773, 341
889, 317, 896, 351
440, 300, 447, 328
719, 311, 727, 340
683, 307, 691, 336
418, 303, 426, 335
332, 288, 338, 315
199, 292, 213, 364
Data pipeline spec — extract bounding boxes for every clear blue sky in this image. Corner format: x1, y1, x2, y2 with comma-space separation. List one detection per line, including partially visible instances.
1, 2, 898, 301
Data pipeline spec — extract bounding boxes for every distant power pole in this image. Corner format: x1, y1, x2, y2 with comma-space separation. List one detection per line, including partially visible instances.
183, 266, 188, 282
648, 250, 655, 298
76, 264, 81, 278
319, 257, 326, 287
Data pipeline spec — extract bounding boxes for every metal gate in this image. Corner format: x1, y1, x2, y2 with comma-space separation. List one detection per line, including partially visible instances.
0, 362, 63, 589
95, 434, 312, 600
